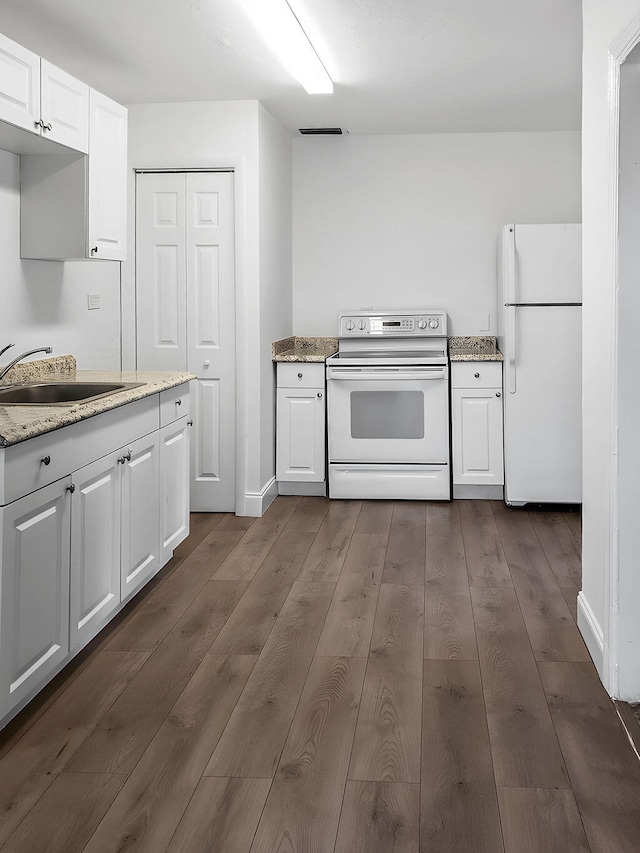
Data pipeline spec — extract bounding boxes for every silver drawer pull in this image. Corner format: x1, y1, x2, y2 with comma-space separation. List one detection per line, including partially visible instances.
41, 455, 51, 466
474, 372, 480, 378
297, 372, 303, 379
176, 399, 182, 406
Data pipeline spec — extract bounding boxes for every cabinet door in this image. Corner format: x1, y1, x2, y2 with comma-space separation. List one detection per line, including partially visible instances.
0, 479, 70, 718
159, 416, 190, 566
0, 33, 39, 134
40, 60, 89, 153
69, 451, 121, 652
452, 389, 504, 485
276, 387, 325, 482
120, 432, 160, 600
88, 89, 127, 260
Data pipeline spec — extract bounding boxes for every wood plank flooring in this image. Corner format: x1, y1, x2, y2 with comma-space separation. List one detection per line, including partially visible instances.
1, 498, 640, 852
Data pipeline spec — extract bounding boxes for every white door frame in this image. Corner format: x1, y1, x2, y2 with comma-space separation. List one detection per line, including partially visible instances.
601, 14, 640, 699
129, 165, 248, 518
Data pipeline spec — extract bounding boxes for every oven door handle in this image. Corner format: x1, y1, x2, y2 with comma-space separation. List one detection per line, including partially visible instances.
327, 366, 447, 381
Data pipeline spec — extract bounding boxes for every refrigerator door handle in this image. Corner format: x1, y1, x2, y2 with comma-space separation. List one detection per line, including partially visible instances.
507, 304, 517, 393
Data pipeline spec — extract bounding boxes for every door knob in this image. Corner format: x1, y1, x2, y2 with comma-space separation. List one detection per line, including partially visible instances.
496, 392, 501, 397
203, 360, 210, 368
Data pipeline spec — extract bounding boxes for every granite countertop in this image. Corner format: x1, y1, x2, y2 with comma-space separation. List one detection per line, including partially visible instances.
0, 355, 195, 447
273, 336, 338, 363
448, 336, 503, 362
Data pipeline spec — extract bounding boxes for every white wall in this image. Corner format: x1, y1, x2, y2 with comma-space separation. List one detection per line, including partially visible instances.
0, 149, 121, 369
258, 104, 293, 489
292, 132, 581, 335
581, 0, 640, 697
124, 100, 292, 515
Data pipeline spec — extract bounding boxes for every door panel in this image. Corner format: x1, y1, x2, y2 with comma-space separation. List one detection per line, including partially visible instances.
120, 433, 160, 600
160, 417, 190, 564
136, 173, 187, 371
0, 479, 70, 716
136, 170, 235, 511
88, 89, 127, 260
514, 224, 581, 304
185, 172, 235, 510
40, 60, 89, 152
69, 451, 121, 651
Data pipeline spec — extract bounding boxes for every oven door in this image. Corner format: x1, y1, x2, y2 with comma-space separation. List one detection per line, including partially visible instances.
326, 364, 449, 464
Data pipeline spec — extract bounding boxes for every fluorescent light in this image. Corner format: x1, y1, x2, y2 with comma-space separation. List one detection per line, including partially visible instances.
242, 0, 333, 95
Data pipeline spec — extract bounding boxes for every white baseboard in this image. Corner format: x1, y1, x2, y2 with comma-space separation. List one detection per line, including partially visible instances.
453, 484, 504, 499
278, 480, 326, 496
577, 591, 605, 676
242, 477, 278, 517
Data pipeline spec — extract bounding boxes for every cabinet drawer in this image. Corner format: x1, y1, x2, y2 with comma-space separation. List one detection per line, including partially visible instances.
160, 383, 191, 427
451, 362, 502, 389
0, 428, 74, 504
0, 395, 159, 506
277, 362, 325, 389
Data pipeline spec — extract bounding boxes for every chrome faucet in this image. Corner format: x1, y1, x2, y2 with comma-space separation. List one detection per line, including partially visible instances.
0, 346, 53, 382
0, 343, 15, 359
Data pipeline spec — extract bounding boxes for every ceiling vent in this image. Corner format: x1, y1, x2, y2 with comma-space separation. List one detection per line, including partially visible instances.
299, 127, 344, 135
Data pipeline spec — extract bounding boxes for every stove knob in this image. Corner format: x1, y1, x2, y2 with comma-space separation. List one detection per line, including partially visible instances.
345, 320, 355, 331
358, 320, 367, 331
428, 318, 439, 329
417, 319, 427, 330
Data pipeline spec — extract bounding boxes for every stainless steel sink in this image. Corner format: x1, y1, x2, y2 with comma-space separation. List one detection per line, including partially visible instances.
0, 381, 144, 406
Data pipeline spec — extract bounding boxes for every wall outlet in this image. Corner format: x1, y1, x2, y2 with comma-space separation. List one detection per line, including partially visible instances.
87, 294, 101, 310
479, 312, 491, 332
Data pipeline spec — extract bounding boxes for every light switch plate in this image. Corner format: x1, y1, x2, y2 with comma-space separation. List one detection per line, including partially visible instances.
87, 294, 100, 310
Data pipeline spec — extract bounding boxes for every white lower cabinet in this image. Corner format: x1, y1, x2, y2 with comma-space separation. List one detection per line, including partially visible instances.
276, 363, 326, 490
69, 450, 121, 652
159, 416, 190, 566
120, 432, 160, 601
0, 478, 71, 718
451, 362, 504, 494
0, 382, 191, 724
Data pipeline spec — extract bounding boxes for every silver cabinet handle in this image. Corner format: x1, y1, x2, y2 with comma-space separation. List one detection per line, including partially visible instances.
118, 450, 132, 464
43, 122, 52, 132
67, 483, 76, 493
35, 119, 44, 129
187, 419, 194, 426
317, 392, 323, 399
91, 246, 98, 254
176, 399, 182, 406
41, 455, 51, 466
496, 392, 501, 397
297, 372, 303, 379
474, 372, 480, 378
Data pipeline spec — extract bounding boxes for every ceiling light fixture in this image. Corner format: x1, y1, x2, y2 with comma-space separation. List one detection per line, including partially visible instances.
243, 0, 333, 95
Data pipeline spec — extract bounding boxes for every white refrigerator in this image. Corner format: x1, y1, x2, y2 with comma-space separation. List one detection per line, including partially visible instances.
497, 223, 582, 505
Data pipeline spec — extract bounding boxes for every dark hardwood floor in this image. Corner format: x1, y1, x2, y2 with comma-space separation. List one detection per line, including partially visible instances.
1, 498, 640, 852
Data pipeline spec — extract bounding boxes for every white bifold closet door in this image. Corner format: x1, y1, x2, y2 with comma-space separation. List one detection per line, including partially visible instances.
136, 171, 235, 512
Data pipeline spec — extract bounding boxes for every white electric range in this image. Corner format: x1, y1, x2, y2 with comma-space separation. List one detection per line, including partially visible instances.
326, 310, 450, 500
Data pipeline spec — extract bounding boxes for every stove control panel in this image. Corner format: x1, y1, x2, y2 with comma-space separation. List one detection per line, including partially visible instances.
339, 311, 447, 337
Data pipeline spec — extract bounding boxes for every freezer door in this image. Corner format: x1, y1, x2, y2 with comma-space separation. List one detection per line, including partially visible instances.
503, 304, 581, 504
513, 224, 582, 304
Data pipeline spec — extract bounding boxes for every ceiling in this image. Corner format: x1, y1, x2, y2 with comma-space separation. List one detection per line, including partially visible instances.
0, 0, 582, 136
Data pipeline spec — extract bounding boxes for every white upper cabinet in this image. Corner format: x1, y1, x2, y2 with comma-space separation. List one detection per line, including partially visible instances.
40, 60, 89, 153
88, 89, 127, 260
0, 32, 39, 134
20, 89, 128, 261
0, 34, 88, 154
